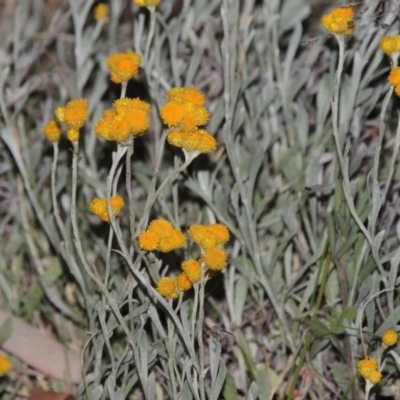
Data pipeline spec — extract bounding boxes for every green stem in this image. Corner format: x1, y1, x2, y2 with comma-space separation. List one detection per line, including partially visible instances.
287, 249, 331, 399
330, 34, 386, 280
197, 265, 207, 400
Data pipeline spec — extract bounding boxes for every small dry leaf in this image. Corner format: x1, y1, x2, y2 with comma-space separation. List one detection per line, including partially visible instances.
28, 388, 75, 400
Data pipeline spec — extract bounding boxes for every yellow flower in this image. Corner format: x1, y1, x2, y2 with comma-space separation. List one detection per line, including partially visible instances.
160, 101, 186, 126
388, 67, 400, 86
110, 195, 124, 213
160, 87, 209, 132
357, 358, 378, 380
138, 230, 159, 251
209, 223, 230, 245
95, 98, 151, 142
168, 87, 205, 106
176, 273, 192, 291
148, 219, 174, 233
0, 353, 11, 377
382, 329, 399, 347
167, 129, 217, 154
180, 103, 209, 132
380, 35, 400, 55
55, 99, 88, 130
395, 85, 400, 97
158, 229, 186, 252
368, 369, 382, 384
189, 223, 230, 249
88, 195, 125, 222
134, 0, 161, 6
380, 36, 397, 55
139, 219, 186, 252
113, 98, 150, 135
66, 128, 80, 142
94, 3, 109, 22
181, 259, 202, 283
106, 51, 141, 84
202, 248, 228, 271
321, 6, 354, 35
43, 120, 61, 142
156, 277, 178, 299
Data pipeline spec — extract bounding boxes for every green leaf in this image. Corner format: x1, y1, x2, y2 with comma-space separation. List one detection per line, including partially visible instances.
223, 373, 239, 400
256, 365, 270, 400
0, 318, 12, 345
234, 277, 248, 326
213, 360, 226, 400
310, 320, 331, 337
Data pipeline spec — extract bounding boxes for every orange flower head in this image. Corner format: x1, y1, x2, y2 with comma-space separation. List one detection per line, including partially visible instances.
158, 229, 186, 252
0, 353, 12, 377
89, 195, 124, 222
389, 68, 400, 87
157, 277, 178, 299
167, 129, 216, 153
43, 120, 61, 142
109, 118, 131, 142
94, 4, 109, 22
357, 358, 378, 379
113, 97, 151, 115
380, 36, 397, 55
161, 87, 209, 132
321, 6, 354, 35
181, 259, 202, 283
368, 369, 382, 384
138, 230, 159, 251
176, 273, 192, 291
107, 51, 141, 84
160, 101, 186, 127
128, 109, 150, 136
189, 224, 221, 249
382, 329, 399, 347
95, 98, 151, 142
143, 219, 186, 252
167, 87, 186, 101
184, 103, 209, 127
66, 128, 80, 142
110, 195, 124, 214
134, 0, 161, 6
55, 99, 88, 130
209, 223, 230, 245
395, 85, 400, 97
148, 219, 174, 234
202, 248, 228, 271
183, 87, 205, 106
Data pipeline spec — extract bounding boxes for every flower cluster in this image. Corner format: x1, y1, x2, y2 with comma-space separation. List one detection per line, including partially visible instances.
321, 6, 354, 35
139, 220, 229, 299
380, 35, 400, 56
0, 353, 11, 377
95, 98, 151, 142
89, 195, 125, 222
106, 51, 141, 84
138, 219, 186, 252
42, 120, 61, 142
55, 99, 88, 142
357, 357, 382, 385
160, 87, 216, 154
156, 259, 202, 299
189, 223, 229, 271
134, 0, 161, 7
382, 329, 399, 347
